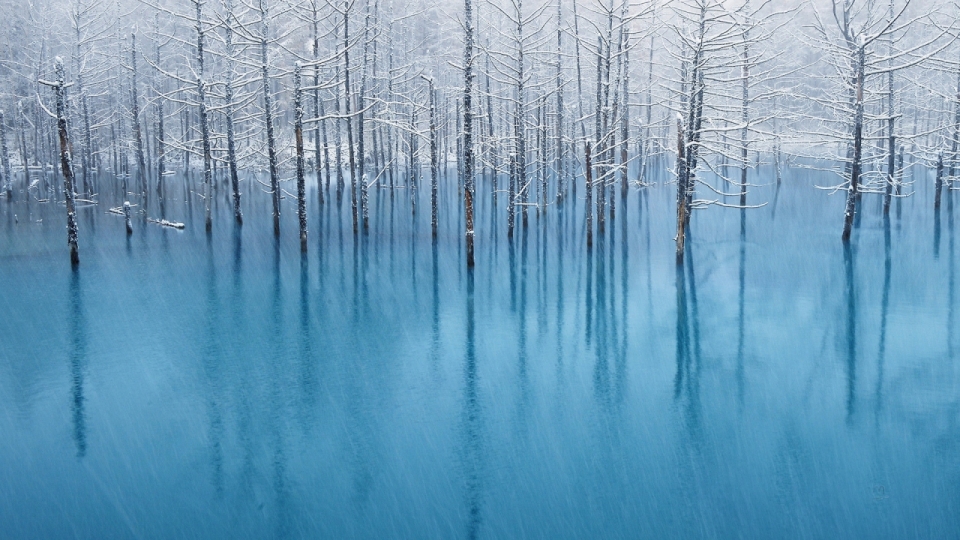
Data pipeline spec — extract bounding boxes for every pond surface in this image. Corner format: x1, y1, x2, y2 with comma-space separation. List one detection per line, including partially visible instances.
1, 166, 959, 538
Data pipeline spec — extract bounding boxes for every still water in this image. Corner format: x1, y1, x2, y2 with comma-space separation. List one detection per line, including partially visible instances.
1, 166, 958, 538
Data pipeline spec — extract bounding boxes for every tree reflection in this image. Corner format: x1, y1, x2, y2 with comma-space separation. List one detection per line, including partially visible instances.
461, 268, 484, 540
843, 242, 857, 422
673, 231, 703, 453
876, 215, 891, 422
68, 268, 86, 459
737, 209, 746, 407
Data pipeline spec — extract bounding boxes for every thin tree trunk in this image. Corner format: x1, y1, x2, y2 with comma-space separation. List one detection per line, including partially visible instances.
936, 152, 945, 211
51, 59, 80, 265
620, 32, 629, 196
224, 0, 242, 224
586, 141, 593, 248
312, 2, 326, 207
740, 37, 749, 207
842, 46, 865, 243
131, 33, 146, 198
464, 0, 475, 266
343, 2, 358, 234
676, 114, 687, 263
359, 0, 371, 230
295, 63, 308, 251
1, 111, 10, 199
555, 0, 565, 204
259, 0, 280, 236
429, 80, 438, 238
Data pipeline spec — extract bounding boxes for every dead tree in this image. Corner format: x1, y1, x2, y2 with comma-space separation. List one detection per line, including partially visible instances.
295, 62, 308, 251
841, 42, 865, 243
425, 76, 439, 238
807, 0, 947, 242
41, 58, 80, 265
222, 0, 243, 225
309, 0, 328, 207
154, 23, 167, 202
936, 151, 944, 210
554, 0, 565, 204
256, 0, 281, 236
463, 0, 476, 267
130, 32, 147, 198
341, 0, 359, 234
586, 140, 593, 248
1, 111, 10, 199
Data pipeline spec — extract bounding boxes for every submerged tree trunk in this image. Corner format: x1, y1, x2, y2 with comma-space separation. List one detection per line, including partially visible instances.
1, 110, 11, 199
935, 152, 944, 211
359, 0, 371, 231
428, 79, 439, 238
676, 115, 687, 263
130, 33, 146, 198
50, 59, 80, 265
18, 103, 29, 198
334, 28, 345, 199
13, 102, 30, 200
842, 46, 865, 243
193, 1, 213, 232
224, 0, 242, 224
485, 35, 497, 204
740, 37, 749, 207
463, 0, 475, 267
884, 0, 896, 216
155, 37, 166, 202
620, 38, 629, 197
123, 200, 132, 235
311, 2, 326, 207
343, 2, 358, 234
258, 0, 280, 236
198, 75, 213, 232
952, 51, 960, 180
295, 63, 308, 251
555, 0, 565, 204
586, 141, 593, 248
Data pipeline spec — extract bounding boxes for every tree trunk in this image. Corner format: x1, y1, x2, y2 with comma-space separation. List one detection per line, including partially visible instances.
343, 2, 358, 234
224, 0, 242, 224
359, 0, 371, 231
312, 4, 326, 207
131, 33, 146, 198
740, 38, 749, 207
259, 0, 280, 236
52, 59, 80, 265
0, 111, 10, 199
429, 80, 439, 238
676, 115, 687, 263
193, 1, 213, 232
586, 141, 593, 248
295, 63, 308, 251
842, 46, 865, 243
555, 0, 565, 204
620, 36, 629, 197
935, 152, 945, 211
463, 0, 475, 267
155, 35, 166, 203
334, 31, 345, 199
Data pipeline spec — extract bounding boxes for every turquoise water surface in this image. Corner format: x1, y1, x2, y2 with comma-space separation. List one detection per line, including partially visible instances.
1, 166, 958, 538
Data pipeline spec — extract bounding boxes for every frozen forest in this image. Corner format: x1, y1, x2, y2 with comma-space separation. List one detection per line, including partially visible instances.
3, 0, 960, 538
1, 0, 959, 258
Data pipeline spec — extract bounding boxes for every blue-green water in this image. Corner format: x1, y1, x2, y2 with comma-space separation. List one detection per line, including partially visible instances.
1, 167, 959, 538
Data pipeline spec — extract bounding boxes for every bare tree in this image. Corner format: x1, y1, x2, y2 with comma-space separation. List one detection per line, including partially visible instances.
40, 58, 80, 265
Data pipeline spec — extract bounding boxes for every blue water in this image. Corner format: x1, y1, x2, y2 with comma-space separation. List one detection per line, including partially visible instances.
1, 166, 959, 538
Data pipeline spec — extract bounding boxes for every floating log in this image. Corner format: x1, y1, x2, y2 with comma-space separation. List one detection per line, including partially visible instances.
146, 218, 185, 230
